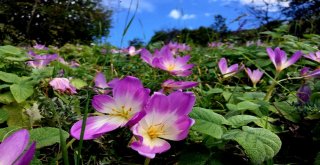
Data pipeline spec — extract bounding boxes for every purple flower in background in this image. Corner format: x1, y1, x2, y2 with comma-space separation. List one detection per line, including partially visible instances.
297, 84, 311, 104
245, 68, 264, 87
130, 91, 195, 159
304, 51, 320, 63
27, 51, 58, 69
93, 72, 119, 94
70, 76, 150, 140
266, 47, 302, 72
127, 46, 142, 56
218, 58, 243, 78
301, 68, 320, 78
167, 42, 191, 54
208, 42, 223, 48
154, 46, 194, 77
0, 129, 36, 165
33, 43, 48, 50
49, 78, 77, 94
140, 48, 163, 67
161, 79, 198, 93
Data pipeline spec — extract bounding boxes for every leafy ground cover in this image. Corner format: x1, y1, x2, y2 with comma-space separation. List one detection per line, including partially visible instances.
1, 28, 320, 164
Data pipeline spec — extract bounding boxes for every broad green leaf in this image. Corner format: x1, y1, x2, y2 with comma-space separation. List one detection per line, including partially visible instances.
2, 103, 29, 127
254, 117, 282, 133
206, 88, 223, 94
30, 127, 70, 149
222, 126, 282, 164
271, 102, 300, 123
10, 81, 34, 103
226, 103, 237, 111
242, 92, 266, 100
0, 126, 21, 142
4, 56, 29, 61
0, 45, 22, 56
0, 92, 15, 104
0, 84, 10, 89
0, 71, 21, 83
71, 78, 87, 89
227, 115, 259, 128
237, 101, 260, 111
31, 67, 54, 80
0, 109, 8, 123
190, 107, 229, 139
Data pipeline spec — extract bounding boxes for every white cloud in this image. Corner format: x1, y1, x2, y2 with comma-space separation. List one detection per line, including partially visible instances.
105, 0, 154, 12
182, 14, 196, 20
169, 9, 196, 20
204, 12, 214, 17
240, 0, 289, 7
169, 9, 182, 19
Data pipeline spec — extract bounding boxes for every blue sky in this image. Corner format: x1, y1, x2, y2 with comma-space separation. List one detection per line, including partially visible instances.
102, 0, 287, 47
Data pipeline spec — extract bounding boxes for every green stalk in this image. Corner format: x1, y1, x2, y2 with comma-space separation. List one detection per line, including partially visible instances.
144, 158, 151, 165
264, 72, 280, 101
59, 126, 69, 165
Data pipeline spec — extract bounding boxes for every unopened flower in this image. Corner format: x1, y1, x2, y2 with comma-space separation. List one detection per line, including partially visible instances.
49, 78, 77, 94
266, 47, 302, 72
71, 76, 150, 140
0, 129, 36, 165
245, 68, 264, 87
130, 91, 195, 159
297, 84, 311, 104
218, 57, 243, 78
304, 51, 320, 63
161, 79, 198, 93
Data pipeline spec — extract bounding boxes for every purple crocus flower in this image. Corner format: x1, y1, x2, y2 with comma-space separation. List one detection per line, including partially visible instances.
127, 46, 142, 56
49, 78, 77, 94
266, 47, 302, 72
304, 51, 320, 63
297, 84, 311, 104
70, 76, 150, 140
140, 48, 164, 67
161, 79, 198, 93
167, 42, 191, 54
245, 68, 264, 87
218, 57, 243, 78
153, 46, 194, 77
0, 129, 36, 165
130, 91, 195, 159
301, 68, 320, 78
27, 51, 58, 69
93, 72, 119, 94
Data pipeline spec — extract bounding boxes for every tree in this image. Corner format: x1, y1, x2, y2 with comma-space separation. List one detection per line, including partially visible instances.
0, 0, 112, 46
211, 14, 228, 33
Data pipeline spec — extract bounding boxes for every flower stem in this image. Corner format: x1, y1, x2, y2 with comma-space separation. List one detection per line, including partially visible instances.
144, 158, 151, 165
264, 72, 280, 101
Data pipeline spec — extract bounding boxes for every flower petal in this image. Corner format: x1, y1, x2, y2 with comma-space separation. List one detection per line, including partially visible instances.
168, 91, 195, 115
14, 142, 36, 165
283, 50, 302, 69
92, 95, 117, 114
70, 116, 126, 140
218, 58, 228, 74
0, 129, 29, 164
94, 72, 108, 89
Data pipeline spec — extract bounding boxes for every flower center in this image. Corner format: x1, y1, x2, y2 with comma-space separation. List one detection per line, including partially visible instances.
167, 64, 176, 71
110, 106, 133, 119
147, 123, 165, 139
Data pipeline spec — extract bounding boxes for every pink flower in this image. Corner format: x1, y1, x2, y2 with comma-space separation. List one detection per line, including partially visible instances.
304, 51, 320, 63
127, 46, 142, 56
167, 42, 191, 54
49, 78, 77, 94
27, 51, 58, 69
33, 43, 48, 50
245, 68, 264, 87
130, 91, 195, 158
218, 58, 243, 78
161, 79, 198, 93
266, 47, 302, 72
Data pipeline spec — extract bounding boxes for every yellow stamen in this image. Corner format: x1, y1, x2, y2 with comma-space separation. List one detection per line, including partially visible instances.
110, 106, 133, 119
147, 123, 165, 139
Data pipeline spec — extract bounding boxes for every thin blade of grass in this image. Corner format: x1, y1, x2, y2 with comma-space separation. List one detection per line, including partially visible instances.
120, 0, 139, 47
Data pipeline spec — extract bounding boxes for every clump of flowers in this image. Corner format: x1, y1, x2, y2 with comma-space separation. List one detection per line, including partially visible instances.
0, 129, 36, 164
27, 51, 58, 69
130, 91, 195, 158
167, 42, 191, 54
49, 78, 77, 94
71, 76, 150, 140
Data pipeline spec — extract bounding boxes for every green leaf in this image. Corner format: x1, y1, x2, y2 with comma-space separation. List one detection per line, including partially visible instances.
0, 109, 8, 124
0, 71, 21, 83
10, 81, 34, 103
227, 115, 259, 128
0, 92, 15, 104
70, 78, 87, 89
206, 88, 223, 94
237, 101, 260, 111
0, 127, 21, 142
0, 45, 22, 56
271, 102, 300, 123
190, 107, 229, 139
2, 103, 29, 127
30, 127, 70, 149
222, 126, 282, 164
